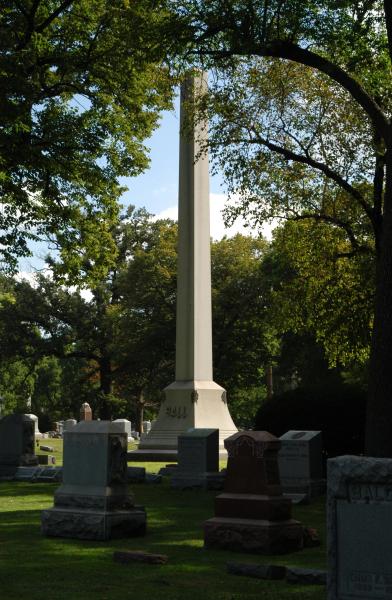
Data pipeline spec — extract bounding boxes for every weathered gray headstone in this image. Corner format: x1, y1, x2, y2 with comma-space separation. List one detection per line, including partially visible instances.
41, 421, 146, 540
142, 420, 151, 434
328, 455, 392, 600
24, 413, 44, 439
113, 419, 134, 441
171, 428, 222, 489
0, 413, 38, 479
278, 430, 325, 499
63, 418, 77, 431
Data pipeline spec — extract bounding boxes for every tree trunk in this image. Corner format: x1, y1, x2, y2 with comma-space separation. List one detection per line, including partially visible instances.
266, 364, 273, 400
137, 391, 145, 434
99, 354, 112, 420
366, 148, 392, 456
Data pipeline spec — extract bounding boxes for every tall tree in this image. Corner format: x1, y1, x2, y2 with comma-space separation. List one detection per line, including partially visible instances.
0, 208, 178, 420
0, 1, 178, 280
263, 219, 374, 369
211, 234, 278, 426
174, 0, 392, 456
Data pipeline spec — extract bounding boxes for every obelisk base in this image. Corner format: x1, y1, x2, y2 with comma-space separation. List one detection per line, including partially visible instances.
135, 380, 237, 456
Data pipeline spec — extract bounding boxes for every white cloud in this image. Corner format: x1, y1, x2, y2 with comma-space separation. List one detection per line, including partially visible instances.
154, 193, 275, 240
14, 271, 40, 287
15, 270, 92, 301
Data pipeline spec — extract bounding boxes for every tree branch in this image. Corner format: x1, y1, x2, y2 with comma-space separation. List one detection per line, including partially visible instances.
16, 0, 75, 50
35, 0, 74, 34
197, 39, 391, 143
289, 212, 372, 256
243, 132, 374, 224
383, 0, 392, 64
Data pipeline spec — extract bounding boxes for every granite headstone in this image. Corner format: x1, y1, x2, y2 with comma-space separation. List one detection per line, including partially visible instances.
24, 413, 44, 439
279, 430, 325, 499
63, 418, 77, 431
113, 419, 134, 441
79, 402, 92, 421
204, 431, 303, 554
171, 428, 223, 489
328, 455, 392, 600
0, 413, 38, 478
41, 421, 146, 540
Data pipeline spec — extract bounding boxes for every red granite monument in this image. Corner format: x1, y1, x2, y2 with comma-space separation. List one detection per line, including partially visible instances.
79, 402, 92, 421
204, 431, 303, 554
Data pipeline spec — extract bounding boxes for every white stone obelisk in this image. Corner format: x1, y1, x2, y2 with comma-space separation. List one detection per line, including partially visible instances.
139, 71, 237, 454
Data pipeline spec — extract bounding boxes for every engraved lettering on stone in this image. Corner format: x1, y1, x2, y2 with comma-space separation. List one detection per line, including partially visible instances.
227, 436, 264, 458
348, 571, 392, 596
348, 483, 392, 503
165, 406, 187, 419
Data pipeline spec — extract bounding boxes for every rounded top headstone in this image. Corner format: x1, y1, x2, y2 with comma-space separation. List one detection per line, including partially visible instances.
79, 402, 92, 421
224, 431, 280, 456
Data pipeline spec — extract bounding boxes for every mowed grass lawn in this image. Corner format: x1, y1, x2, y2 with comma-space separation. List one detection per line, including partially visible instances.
0, 440, 327, 600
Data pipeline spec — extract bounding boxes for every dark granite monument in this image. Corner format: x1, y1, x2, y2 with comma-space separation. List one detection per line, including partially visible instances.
41, 421, 146, 540
204, 431, 303, 554
0, 413, 38, 479
171, 428, 224, 489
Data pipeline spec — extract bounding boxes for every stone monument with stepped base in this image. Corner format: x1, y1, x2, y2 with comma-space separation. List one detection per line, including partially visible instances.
131, 72, 237, 460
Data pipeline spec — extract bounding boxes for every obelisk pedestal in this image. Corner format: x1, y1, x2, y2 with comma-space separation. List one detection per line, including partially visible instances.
136, 71, 237, 458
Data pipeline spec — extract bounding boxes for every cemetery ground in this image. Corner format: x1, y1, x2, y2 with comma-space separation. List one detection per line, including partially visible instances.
0, 441, 326, 600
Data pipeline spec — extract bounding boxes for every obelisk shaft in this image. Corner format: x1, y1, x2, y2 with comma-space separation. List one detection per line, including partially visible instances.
136, 71, 237, 455
176, 71, 213, 382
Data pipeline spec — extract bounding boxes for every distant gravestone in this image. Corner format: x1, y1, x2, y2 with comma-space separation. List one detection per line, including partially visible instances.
113, 419, 134, 441
328, 455, 392, 600
41, 421, 146, 540
171, 428, 223, 489
204, 431, 303, 554
63, 418, 77, 431
0, 414, 38, 479
24, 414, 44, 439
33, 466, 63, 483
14, 466, 41, 482
79, 403, 92, 421
278, 431, 325, 499
143, 420, 151, 434
38, 454, 56, 466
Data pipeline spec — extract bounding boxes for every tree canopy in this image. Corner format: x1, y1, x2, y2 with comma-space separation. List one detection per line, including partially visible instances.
170, 0, 392, 456
0, 0, 178, 280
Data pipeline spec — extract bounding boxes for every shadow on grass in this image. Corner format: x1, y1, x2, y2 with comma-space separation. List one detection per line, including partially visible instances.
0, 481, 327, 600
0, 481, 57, 497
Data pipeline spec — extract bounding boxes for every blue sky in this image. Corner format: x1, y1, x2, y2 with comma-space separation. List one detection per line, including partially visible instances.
116, 94, 264, 240
118, 95, 227, 218
19, 89, 272, 274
